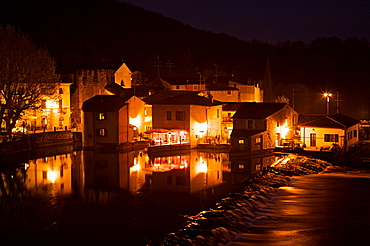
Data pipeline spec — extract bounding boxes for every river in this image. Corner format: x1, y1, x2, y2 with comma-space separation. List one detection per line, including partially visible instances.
0, 148, 278, 246
228, 169, 370, 246
1, 148, 369, 246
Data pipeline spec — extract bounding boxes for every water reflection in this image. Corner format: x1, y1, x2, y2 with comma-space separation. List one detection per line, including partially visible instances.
83, 150, 227, 199
0, 148, 281, 245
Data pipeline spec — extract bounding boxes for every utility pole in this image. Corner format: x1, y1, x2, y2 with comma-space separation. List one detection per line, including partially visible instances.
214, 64, 218, 83
153, 55, 163, 78
292, 87, 299, 110
166, 60, 175, 76
335, 92, 341, 114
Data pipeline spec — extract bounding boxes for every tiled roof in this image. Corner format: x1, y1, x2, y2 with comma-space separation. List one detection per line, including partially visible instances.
82, 95, 129, 112
232, 102, 287, 119
223, 102, 244, 111
329, 113, 359, 127
298, 113, 359, 128
143, 91, 199, 104
206, 83, 238, 91
230, 129, 265, 137
298, 114, 325, 124
299, 116, 346, 129
149, 93, 223, 106
105, 83, 132, 97
161, 76, 200, 85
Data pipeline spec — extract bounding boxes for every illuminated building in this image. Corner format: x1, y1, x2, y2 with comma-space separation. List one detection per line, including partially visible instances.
21, 81, 72, 132
82, 95, 146, 148
298, 113, 360, 151
148, 93, 223, 148
230, 102, 299, 153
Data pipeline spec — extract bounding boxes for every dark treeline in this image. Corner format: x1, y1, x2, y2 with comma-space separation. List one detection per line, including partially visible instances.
1, 0, 369, 118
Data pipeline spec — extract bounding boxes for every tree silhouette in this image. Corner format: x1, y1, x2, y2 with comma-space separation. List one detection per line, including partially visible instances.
0, 26, 59, 136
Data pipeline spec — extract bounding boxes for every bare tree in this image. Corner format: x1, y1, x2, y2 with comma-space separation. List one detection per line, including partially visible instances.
0, 26, 59, 136
274, 95, 290, 104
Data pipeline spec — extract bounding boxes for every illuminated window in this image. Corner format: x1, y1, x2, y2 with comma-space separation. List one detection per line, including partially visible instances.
145, 126, 152, 131
324, 134, 339, 142
239, 139, 244, 144
96, 128, 108, 137
256, 137, 261, 144
238, 164, 244, 169
166, 111, 172, 120
144, 107, 152, 116
176, 111, 184, 120
97, 112, 106, 120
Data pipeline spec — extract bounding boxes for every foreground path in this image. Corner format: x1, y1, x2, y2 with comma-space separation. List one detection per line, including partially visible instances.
229, 169, 370, 246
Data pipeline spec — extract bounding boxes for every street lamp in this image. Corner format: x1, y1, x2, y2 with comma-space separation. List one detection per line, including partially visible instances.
324, 93, 332, 115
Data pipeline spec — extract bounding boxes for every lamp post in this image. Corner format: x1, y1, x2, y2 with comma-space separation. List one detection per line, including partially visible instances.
324, 93, 332, 115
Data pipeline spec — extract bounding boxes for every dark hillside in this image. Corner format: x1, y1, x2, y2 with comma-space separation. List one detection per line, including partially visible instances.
1, 0, 369, 119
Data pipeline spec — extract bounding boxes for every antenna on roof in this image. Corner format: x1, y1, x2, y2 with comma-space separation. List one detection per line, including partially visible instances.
214, 64, 218, 83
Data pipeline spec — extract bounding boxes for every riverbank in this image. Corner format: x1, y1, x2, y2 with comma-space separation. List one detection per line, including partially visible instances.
0, 131, 81, 155
159, 153, 356, 245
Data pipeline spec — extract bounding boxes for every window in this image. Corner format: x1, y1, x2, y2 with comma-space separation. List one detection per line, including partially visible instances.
176, 85, 180, 90
59, 88, 64, 94
247, 120, 253, 129
255, 137, 261, 144
324, 134, 339, 142
96, 128, 108, 137
176, 176, 185, 186
176, 111, 185, 120
144, 107, 152, 116
42, 171, 47, 180
166, 111, 172, 120
354, 130, 357, 138
239, 139, 244, 144
97, 112, 106, 120
145, 126, 152, 131
217, 109, 220, 118
227, 90, 231, 95
193, 85, 198, 91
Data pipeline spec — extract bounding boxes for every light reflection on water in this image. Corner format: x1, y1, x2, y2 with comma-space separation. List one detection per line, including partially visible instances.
0, 148, 279, 245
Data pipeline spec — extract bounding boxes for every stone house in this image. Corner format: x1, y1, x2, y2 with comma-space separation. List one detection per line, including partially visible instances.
82, 95, 146, 148
230, 103, 299, 153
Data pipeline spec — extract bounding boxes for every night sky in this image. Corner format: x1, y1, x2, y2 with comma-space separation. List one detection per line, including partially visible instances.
129, 0, 370, 44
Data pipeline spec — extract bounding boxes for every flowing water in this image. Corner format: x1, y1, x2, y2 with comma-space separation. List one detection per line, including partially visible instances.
228, 169, 370, 246
0, 148, 277, 246
1, 147, 369, 246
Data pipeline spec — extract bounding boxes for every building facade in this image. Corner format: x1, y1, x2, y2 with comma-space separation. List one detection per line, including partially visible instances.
231, 103, 299, 153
